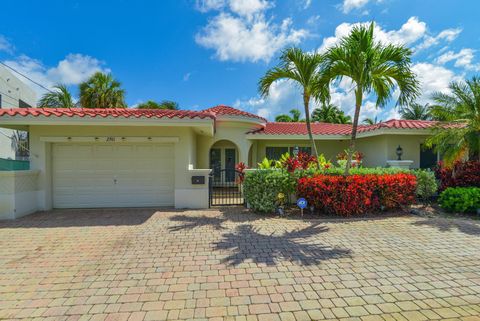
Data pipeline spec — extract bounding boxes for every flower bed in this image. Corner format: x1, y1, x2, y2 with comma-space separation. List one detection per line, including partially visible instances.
296, 173, 417, 216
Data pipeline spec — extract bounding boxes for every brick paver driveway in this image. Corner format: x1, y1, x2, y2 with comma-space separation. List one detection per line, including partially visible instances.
1, 208, 480, 321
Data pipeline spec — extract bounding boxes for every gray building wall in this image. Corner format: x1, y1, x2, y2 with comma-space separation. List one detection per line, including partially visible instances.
0, 65, 37, 159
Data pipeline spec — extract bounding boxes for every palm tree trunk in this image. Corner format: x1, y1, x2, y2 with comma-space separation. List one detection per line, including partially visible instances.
304, 93, 320, 167
345, 89, 363, 175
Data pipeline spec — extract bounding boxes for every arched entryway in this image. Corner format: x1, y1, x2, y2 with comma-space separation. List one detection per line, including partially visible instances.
209, 140, 243, 206
209, 140, 239, 183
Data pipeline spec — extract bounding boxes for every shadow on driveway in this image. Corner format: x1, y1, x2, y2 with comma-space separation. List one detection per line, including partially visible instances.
0, 208, 161, 228
214, 223, 351, 266
412, 216, 480, 236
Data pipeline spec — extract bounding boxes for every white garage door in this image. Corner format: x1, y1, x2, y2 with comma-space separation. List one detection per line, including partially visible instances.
52, 143, 175, 208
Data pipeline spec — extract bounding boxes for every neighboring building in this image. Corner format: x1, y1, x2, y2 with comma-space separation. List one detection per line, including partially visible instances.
0, 65, 36, 160
0, 105, 440, 218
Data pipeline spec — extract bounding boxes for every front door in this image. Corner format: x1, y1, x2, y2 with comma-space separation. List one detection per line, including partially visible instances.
210, 148, 221, 182
420, 144, 437, 169
225, 148, 236, 182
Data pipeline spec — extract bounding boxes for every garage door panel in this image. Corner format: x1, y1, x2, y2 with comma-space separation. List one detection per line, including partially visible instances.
53, 143, 175, 208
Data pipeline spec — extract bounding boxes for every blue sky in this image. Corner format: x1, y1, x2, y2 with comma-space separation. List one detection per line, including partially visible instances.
0, 0, 479, 121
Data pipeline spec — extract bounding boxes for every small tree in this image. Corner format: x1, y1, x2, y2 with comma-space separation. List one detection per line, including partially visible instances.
259, 48, 328, 162
426, 77, 480, 163
322, 22, 419, 174
38, 84, 75, 108
79, 72, 126, 108
275, 109, 304, 122
137, 100, 179, 110
311, 104, 351, 124
400, 103, 431, 120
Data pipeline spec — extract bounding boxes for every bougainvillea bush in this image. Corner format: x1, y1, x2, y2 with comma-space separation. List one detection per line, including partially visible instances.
297, 173, 417, 216
435, 161, 480, 191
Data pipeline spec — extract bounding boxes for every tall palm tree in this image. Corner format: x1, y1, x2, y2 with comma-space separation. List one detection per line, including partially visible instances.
275, 108, 304, 122
259, 48, 327, 161
322, 22, 419, 174
137, 100, 179, 110
311, 103, 351, 124
38, 84, 75, 108
362, 116, 381, 125
400, 103, 431, 120
426, 77, 480, 163
79, 72, 126, 108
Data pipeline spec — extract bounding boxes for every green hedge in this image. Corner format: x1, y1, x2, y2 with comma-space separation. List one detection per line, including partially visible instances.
244, 168, 438, 213
243, 170, 295, 213
439, 187, 480, 213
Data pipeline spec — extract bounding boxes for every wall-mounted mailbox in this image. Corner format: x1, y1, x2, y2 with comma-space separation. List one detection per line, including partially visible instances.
191, 176, 205, 185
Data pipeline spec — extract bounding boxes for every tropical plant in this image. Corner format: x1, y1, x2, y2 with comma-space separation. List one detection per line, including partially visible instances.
311, 103, 351, 124
259, 47, 328, 163
426, 77, 480, 163
297, 173, 417, 216
275, 109, 304, 122
413, 170, 438, 200
439, 187, 480, 213
137, 100, 179, 110
38, 84, 75, 108
322, 22, 419, 174
400, 103, 431, 120
243, 170, 296, 213
79, 72, 126, 108
362, 116, 381, 125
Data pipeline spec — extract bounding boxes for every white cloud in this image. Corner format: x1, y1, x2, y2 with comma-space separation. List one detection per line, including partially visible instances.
0, 35, 14, 54
319, 17, 426, 52
436, 48, 480, 71
196, 0, 271, 17
341, 0, 381, 14
415, 28, 462, 52
303, 0, 312, 9
229, 0, 271, 18
233, 80, 304, 119
196, 13, 306, 62
195, 0, 225, 12
319, 17, 460, 54
3, 53, 109, 98
195, 0, 307, 63
183, 72, 192, 81
411, 62, 460, 104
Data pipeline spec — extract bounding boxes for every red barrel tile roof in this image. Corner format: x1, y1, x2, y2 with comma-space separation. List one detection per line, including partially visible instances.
249, 119, 440, 136
203, 105, 267, 122
0, 108, 215, 120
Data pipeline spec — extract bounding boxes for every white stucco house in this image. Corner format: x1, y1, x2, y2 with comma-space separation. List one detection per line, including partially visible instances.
0, 65, 36, 160
0, 105, 440, 219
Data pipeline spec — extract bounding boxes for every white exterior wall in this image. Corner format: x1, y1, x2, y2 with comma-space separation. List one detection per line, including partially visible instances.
197, 120, 258, 169
0, 66, 36, 159
28, 125, 210, 211
0, 170, 39, 219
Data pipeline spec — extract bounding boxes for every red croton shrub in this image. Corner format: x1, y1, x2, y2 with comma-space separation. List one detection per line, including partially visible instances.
435, 161, 480, 191
296, 173, 417, 216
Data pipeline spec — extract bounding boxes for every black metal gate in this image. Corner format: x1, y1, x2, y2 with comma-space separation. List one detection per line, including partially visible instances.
209, 169, 245, 206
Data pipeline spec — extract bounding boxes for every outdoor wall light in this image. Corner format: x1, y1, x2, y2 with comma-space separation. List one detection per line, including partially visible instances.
396, 145, 403, 160
293, 146, 299, 156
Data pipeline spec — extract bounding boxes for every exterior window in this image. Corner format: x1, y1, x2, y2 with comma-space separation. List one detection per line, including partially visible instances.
19, 99, 31, 108
266, 147, 288, 160
266, 146, 312, 160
